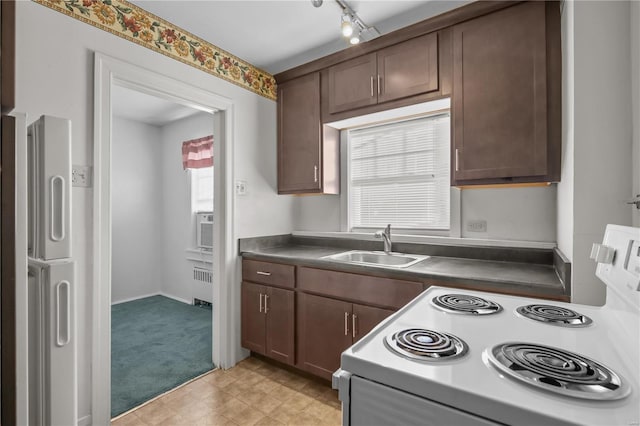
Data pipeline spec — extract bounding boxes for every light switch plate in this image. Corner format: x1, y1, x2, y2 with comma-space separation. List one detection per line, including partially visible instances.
72, 165, 92, 187
235, 180, 247, 196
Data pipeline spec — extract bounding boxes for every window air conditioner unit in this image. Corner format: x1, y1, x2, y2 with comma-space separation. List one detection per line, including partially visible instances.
196, 212, 213, 250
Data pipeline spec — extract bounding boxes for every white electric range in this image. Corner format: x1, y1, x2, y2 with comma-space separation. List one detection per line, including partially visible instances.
333, 225, 640, 426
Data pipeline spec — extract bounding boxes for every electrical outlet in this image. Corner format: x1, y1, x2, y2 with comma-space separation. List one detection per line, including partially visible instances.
467, 220, 487, 233
235, 180, 247, 196
72, 165, 92, 187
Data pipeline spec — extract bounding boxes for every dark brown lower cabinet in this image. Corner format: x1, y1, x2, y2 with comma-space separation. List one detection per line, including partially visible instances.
297, 292, 395, 380
265, 286, 295, 365
241, 282, 267, 354
241, 282, 295, 365
352, 303, 394, 342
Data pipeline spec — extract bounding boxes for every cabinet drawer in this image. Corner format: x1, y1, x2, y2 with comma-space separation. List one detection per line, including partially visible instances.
297, 267, 423, 310
242, 259, 295, 288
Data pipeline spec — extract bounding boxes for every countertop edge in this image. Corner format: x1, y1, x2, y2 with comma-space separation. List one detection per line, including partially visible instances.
241, 251, 568, 301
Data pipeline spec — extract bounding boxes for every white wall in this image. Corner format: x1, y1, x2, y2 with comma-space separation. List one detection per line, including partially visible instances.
557, 0, 575, 262
111, 117, 163, 303
293, 186, 557, 242
160, 112, 216, 303
558, 0, 633, 305
15, 2, 295, 421
632, 1, 640, 227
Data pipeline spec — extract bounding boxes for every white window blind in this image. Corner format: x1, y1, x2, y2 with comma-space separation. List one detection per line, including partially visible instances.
348, 113, 450, 230
191, 166, 214, 212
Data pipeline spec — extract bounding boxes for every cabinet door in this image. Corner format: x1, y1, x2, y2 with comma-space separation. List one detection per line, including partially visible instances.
265, 286, 295, 365
352, 304, 394, 342
278, 72, 322, 193
452, 2, 548, 182
377, 33, 439, 104
241, 282, 266, 355
297, 293, 353, 380
327, 53, 377, 114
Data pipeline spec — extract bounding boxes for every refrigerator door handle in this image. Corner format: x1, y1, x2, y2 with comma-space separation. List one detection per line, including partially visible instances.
50, 175, 65, 242
55, 280, 71, 347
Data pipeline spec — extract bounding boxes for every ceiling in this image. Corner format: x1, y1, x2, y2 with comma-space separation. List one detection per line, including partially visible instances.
112, 84, 206, 126
131, 0, 471, 74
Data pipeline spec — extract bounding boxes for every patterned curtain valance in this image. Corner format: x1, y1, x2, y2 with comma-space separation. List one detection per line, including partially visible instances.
182, 135, 213, 169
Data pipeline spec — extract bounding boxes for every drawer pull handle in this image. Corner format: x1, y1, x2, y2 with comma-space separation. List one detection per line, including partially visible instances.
344, 312, 349, 336
256, 271, 271, 276
352, 314, 357, 339
370, 76, 374, 97
264, 294, 269, 314
377, 75, 381, 95
259, 293, 263, 313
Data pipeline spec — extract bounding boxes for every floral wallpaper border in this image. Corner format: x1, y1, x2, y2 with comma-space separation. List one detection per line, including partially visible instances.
33, 0, 277, 100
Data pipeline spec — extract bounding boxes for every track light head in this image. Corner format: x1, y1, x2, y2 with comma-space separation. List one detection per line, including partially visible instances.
311, 0, 323, 7
341, 13, 354, 37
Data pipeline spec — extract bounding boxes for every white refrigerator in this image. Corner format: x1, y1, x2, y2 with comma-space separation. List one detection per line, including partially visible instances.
27, 115, 77, 426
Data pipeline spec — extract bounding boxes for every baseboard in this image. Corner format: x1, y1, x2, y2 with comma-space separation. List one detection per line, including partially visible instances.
160, 292, 192, 305
111, 292, 161, 305
78, 414, 92, 426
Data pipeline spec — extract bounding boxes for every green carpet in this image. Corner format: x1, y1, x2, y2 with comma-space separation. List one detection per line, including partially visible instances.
111, 295, 214, 418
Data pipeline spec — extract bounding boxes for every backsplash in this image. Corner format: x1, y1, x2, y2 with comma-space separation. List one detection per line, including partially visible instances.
293, 185, 557, 243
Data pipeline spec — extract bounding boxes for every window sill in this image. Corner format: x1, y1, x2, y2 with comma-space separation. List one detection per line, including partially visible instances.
185, 248, 213, 264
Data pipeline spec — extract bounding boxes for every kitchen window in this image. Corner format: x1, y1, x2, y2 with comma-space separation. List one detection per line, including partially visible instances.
191, 166, 214, 213
346, 113, 450, 232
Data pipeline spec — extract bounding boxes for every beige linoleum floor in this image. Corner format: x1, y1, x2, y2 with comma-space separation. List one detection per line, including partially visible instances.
111, 357, 342, 426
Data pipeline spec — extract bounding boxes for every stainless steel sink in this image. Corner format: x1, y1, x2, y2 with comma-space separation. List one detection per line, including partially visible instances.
322, 250, 429, 268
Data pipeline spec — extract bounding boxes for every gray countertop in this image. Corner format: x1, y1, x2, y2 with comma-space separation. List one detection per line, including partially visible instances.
241, 244, 567, 300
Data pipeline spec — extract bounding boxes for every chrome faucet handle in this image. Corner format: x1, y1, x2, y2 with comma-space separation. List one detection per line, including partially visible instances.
374, 230, 384, 238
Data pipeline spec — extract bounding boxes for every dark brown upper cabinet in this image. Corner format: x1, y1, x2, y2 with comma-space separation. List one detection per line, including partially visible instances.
327, 53, 378, 114
277, 72, 339, 195
377, 32, 439, 104
327, 33, 439, 115
451, 2, 561, 185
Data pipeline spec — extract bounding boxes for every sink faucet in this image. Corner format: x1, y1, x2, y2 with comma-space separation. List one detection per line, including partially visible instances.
375, 224, 392, 254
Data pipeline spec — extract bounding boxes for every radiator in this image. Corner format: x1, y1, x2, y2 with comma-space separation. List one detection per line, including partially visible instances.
193, 266, 212, 284
191, 266, 213, 304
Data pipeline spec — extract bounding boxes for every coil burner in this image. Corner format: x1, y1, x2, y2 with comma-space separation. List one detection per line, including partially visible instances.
486, 343, 629, 400
385, 328, 468, 361
516, 304, 593, 327
432, 294, 503, 315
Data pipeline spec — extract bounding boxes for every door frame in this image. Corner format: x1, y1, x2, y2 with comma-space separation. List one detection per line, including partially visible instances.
93, 53, 235, 423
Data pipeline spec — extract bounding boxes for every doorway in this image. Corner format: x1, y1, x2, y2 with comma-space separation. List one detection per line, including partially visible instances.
93, 53, 235, 424
110, 84, 217, 417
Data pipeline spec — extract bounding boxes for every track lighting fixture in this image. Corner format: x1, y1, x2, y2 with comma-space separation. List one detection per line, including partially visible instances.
311, 0, 323, 7
341, 13, 354, 37
334, 0, 380, 45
